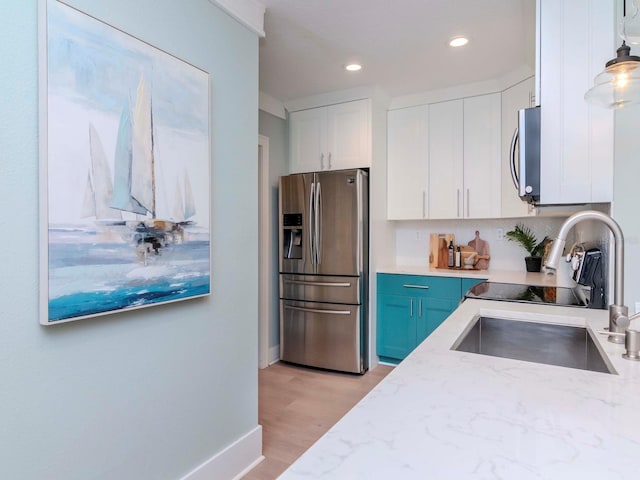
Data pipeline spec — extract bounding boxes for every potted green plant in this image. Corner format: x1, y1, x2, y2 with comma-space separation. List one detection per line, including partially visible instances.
505, 223, 549, 272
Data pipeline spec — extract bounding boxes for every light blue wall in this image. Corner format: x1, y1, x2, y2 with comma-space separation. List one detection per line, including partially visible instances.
258, 110, 288, 349
0, 1, 259, 479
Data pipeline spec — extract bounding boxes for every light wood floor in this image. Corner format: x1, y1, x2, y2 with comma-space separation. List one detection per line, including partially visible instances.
242, 362, 394, 480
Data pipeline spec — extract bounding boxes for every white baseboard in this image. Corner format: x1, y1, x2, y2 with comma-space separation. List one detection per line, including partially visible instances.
268, 345, 280, 365
181, 425, 263, 480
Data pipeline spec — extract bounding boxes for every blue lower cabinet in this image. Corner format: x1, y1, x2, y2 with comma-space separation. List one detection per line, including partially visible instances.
377, 274, 462, 364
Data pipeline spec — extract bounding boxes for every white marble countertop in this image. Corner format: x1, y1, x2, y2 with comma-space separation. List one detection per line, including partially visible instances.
377, 265, 577, 288
280, 299, 640, 479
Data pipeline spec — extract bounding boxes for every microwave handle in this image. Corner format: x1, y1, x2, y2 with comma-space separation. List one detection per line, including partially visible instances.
509, 126, 520, 191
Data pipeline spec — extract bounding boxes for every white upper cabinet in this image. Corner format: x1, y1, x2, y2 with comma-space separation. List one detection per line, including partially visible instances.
538, 0, 614, 204
386, 94, 502, 220
289, 107, 326, 174
289, 99, 371, 174
427, 94, 501, 219
501, 77, 537, 218
326, 100, 371, 170
387, 105, 429, 220
428, 100, 464, 219
463, 94, 502, 219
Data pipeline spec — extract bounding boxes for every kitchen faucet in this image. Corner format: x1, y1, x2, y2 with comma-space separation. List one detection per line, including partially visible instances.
544, 210, 640, 346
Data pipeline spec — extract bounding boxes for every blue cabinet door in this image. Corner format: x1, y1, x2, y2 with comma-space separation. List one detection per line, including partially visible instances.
417, 297, 459, 343
377, 294, 416, 361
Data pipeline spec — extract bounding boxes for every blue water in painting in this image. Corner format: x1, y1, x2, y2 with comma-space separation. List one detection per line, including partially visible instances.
47, 228, 210, 322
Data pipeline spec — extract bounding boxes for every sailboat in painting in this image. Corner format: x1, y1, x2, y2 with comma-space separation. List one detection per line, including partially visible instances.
110, 74, 196, 259
112, 74, 158, 218
81, 124, 123, 223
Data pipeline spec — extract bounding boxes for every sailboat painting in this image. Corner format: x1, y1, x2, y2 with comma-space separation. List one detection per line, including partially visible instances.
40, 0, 211, 324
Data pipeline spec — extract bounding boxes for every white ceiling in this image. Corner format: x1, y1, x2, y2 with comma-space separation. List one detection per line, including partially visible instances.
259, 0, 537, 103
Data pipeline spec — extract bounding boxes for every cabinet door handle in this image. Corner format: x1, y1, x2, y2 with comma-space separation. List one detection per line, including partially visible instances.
422, 190, 426, 218
328, 152, 332, 169
457, 189, 460, 217
403, 284, 430, 289
410, 298, 414, 317
320, 153, 325, 170
418, 299, 422, 317
466, 188, 470, 217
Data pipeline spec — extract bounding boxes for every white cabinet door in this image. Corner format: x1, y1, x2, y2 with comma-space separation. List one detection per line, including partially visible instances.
387, 106, 429, 220
289, 107, 327, 173
428, 100, 463, 219
463, 93, 502, 219
539, 0, 614, 204
327, 99, 371, 170
501, 77, 536, 218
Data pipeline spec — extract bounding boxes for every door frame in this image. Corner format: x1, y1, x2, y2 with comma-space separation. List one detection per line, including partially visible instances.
258, 134, 271, 369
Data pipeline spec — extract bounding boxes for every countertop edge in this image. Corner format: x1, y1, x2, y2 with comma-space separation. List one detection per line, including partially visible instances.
376, 266, 577, 288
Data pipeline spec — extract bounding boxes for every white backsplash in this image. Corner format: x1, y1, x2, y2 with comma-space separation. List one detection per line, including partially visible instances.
394, 217, 574, 279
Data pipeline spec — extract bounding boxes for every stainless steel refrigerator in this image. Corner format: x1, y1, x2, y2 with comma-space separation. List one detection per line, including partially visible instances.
279, 169, 369, 374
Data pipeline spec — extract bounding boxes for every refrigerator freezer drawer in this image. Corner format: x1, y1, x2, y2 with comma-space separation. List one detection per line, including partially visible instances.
279, 274, 361, 304
280, 300, 363, 374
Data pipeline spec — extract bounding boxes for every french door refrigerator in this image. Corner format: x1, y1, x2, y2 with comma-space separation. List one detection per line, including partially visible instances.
279, 169, 369, 374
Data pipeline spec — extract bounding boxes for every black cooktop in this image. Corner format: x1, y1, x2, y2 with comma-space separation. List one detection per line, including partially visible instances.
464, 281, 590, 308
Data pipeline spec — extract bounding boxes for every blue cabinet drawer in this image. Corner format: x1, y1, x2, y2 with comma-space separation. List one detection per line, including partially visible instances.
377, 273, 461, 299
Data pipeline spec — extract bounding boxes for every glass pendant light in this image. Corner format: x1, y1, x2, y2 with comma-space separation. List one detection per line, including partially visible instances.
585, 0, 640, 108
584, 42, 640, 108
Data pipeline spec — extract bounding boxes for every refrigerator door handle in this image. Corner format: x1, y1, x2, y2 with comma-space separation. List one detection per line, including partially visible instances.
284, 279, 352, 287
357, 172, 363, 270
309, 182, 316, 265
316, 181, 322, 265
284, 305, 352, 315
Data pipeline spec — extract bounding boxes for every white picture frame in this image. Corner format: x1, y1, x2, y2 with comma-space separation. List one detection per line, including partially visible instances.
39, 0, 212, 325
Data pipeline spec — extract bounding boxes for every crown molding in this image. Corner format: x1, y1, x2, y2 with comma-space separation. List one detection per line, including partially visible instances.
259, 92, 286, 119
210, 0, 265, 37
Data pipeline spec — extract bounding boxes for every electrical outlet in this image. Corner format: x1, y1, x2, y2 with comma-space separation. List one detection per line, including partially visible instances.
496, 228, 504, 241
416, 231, 420, 240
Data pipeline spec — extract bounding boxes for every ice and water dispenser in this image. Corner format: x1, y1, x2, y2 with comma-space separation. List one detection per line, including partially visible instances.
282, 213, 303, 259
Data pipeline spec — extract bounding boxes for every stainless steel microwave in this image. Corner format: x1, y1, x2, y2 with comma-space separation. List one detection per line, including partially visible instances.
509, 106, 540, 203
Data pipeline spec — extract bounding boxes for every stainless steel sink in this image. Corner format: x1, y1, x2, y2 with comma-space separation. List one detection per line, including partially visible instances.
451, 316, 616, 374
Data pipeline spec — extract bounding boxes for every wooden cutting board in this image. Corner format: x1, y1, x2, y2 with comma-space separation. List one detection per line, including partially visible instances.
467, 230, 490, 270
429, 233, 455, 268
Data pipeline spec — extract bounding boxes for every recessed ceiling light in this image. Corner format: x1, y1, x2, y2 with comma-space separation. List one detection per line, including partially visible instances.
345, 63, 362, 72
449, 36, 469, 47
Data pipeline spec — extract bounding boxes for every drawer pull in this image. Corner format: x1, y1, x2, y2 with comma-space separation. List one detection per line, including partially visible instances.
403, 284, 430, 290
284, 305, 351, 315
285, 280, 352, 287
